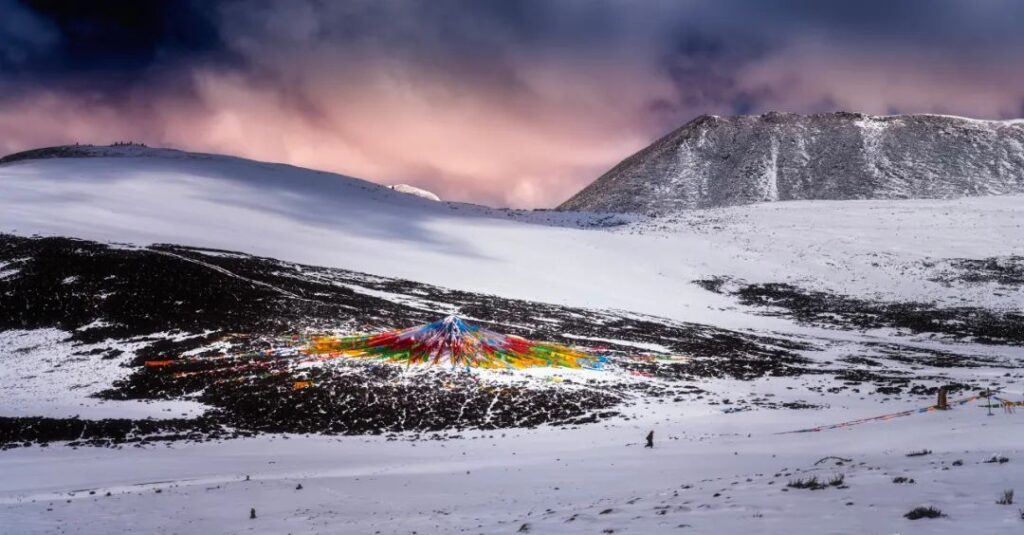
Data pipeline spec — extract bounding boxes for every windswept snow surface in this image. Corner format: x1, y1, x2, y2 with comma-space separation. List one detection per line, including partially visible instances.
1, 385, 1021, 534
1, 150, 1021, 331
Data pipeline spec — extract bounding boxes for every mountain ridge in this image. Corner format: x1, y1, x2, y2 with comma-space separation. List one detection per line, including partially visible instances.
560, 112, 1024, 213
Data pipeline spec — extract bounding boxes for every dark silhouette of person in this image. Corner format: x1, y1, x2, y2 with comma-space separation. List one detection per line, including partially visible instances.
645, 430, 654, 448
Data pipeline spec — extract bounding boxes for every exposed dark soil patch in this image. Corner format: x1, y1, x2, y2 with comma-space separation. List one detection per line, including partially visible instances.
1, 234, 815, 445
696, 276, 1024, 346
0, 415, 240, 449
864, 342, 1008, 369
926, 256, 1024, 286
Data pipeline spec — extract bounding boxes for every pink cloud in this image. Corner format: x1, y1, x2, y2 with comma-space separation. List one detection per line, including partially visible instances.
3, 32, 1024, 209
1, 57, 673, 208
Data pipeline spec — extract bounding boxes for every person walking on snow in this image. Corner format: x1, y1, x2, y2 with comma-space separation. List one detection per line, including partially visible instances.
645, 430, 654, 448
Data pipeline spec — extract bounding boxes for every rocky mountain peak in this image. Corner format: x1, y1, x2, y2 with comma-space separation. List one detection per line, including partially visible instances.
560, 112, 1024, 213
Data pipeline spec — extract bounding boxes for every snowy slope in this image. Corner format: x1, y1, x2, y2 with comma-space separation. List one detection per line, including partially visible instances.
2, 146, 1022, 331
0, 147, 756, 331
560, 112, 1024, 213
2, 381, 1021, 535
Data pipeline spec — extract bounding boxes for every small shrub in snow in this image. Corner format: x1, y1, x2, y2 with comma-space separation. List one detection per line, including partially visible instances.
904, 506, 944, 520
984, 456, 1009, 464
905, 449, 931, 457
952, 459, 963, 466
997, 490, 1014, 505
787, 476, 826, 490
828, 474, 846, 487
892, 476, 915, 484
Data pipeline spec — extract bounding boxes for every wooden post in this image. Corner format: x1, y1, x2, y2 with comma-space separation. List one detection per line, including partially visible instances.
936, 387, 948, 410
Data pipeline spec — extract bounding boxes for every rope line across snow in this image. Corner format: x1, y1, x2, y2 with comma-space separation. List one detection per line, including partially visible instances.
776, 394, 982, 434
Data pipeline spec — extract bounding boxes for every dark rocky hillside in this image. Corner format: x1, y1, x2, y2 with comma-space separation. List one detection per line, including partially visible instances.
0, 234, 812, 446
560, 112, 1024, 213
2, 234, 1014, 447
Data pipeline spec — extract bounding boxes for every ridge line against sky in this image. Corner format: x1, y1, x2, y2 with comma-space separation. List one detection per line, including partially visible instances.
2, 0, 1024, 208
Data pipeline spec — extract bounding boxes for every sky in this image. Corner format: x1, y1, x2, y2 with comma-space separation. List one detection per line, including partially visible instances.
2, 1, 1024, 208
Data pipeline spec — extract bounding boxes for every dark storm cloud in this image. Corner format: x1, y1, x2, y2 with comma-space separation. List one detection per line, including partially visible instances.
7, 0, 1024, 96
0, 0, 57, 69
2, 0, 1024, 207
744, 0, 1024, 49
655, 28, 776, 120
1, 0, 236, 98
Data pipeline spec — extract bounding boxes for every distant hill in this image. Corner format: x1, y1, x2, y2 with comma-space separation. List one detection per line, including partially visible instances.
389, 184, 441, 201
560, 112, 1024, 213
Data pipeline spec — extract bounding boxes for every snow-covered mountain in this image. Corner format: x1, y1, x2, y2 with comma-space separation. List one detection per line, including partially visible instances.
560, 112, 1024, 213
